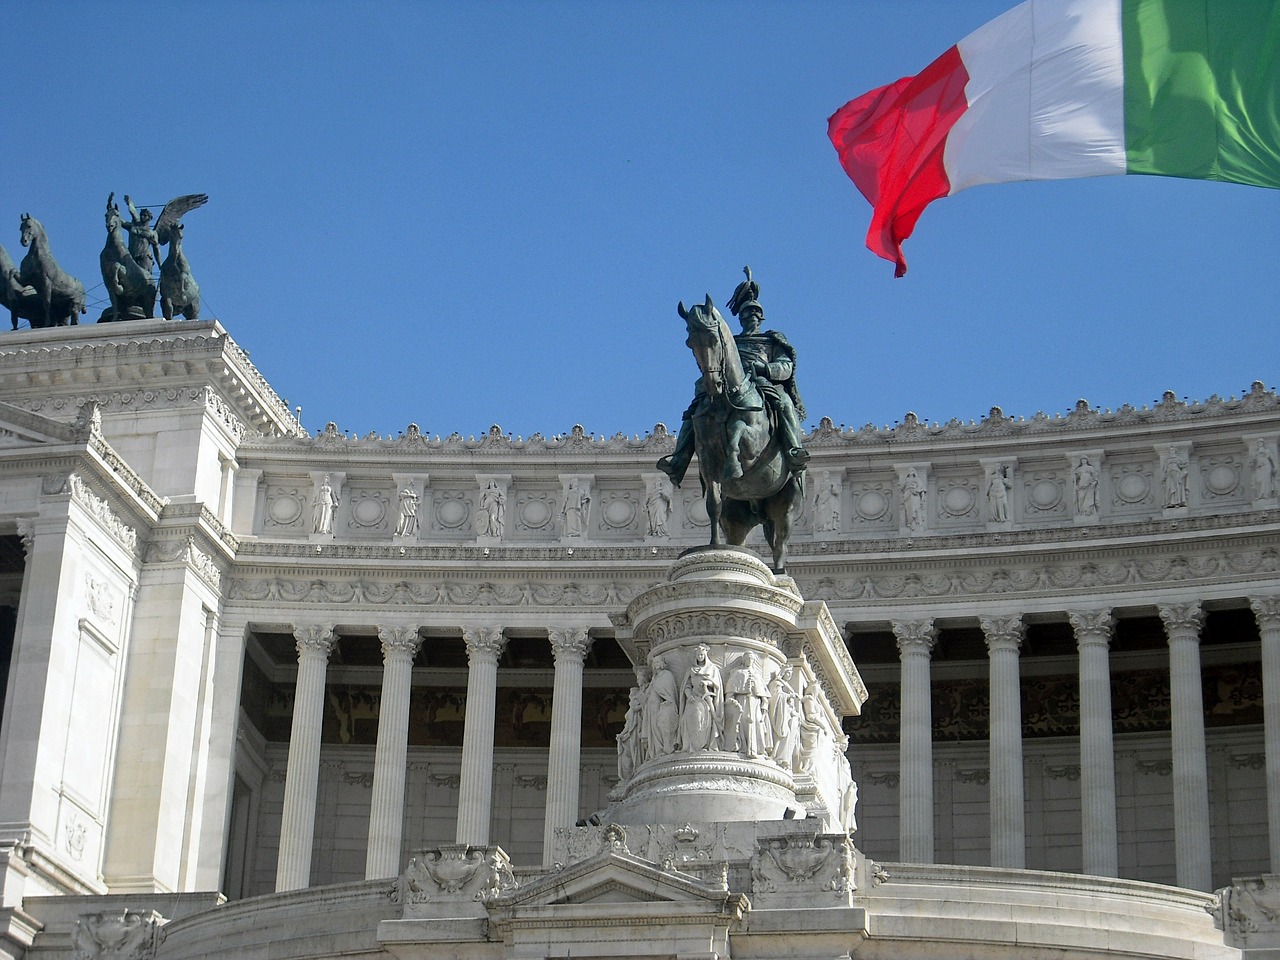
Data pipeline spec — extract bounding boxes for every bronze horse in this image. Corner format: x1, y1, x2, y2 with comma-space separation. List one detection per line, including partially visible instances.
18, 215, 86, 328
678, 296, 804, 572
100, 193, 156, 321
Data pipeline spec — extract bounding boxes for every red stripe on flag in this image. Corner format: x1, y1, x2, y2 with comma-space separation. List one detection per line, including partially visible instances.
828, 46, 970, 277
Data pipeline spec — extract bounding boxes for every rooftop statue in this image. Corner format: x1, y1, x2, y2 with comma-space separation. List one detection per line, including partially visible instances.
99, 193, 157, 321
1, 243, 40, 330
658, 267, 809, 571
121, 196, 161, 278
17, 214, 86, 327
156, 193, 208, 320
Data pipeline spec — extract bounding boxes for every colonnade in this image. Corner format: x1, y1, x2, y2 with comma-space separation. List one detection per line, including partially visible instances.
890, 595, 1280, 890
272, 622, 592, 892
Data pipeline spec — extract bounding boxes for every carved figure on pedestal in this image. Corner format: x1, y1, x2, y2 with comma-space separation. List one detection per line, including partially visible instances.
1073, 456, 1100, 516
99, 193, 157, 321
768, 667, 800, 770
1250, 440, 1276, 500
17, 214, 86, 327
657, 268, 807, 571
561, 479, 590, 537
725, 652, 772, 758
814, 471, 840, 532
156, 193, 208, 321
479, 480, 506, 538
617, 686, 644, 781
900, 468, 925, 531
986, 465, 1011, 521
796, 690, 823, 775
645, 655, 679, 758
312, 475, 339, 534
646, 479, 672, 537
679, 644, 724, 752
1163, 453, 1189, 508
395, 483, 420, 536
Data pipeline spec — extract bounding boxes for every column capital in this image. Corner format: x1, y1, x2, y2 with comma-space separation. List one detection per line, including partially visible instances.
981, 615, 1025, 654
377, 624, 423, 661
293, 623, 336, 659
1068, 609, 1114, 648
462, 626, 507, 663
1249, 595, 1280, 628
1159, 602, 1203, 638
549, 627, 592, 663
892, 619, 937, 656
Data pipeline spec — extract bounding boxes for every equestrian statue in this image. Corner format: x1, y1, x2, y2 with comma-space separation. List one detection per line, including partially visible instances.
658, 267, 809, 572
99, 193, 157, 321
18, 214, 86, 328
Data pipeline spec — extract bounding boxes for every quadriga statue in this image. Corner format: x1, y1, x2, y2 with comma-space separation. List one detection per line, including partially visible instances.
156, 193, 208, 321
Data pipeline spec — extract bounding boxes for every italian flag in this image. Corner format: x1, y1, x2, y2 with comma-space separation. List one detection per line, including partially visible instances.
827, 0, 1280, 276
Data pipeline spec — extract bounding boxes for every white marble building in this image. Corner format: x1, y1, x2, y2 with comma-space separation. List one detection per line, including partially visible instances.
0, 319, 1278, 958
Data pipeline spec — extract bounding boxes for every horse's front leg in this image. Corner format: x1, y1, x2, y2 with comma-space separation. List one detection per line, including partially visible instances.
705, 478, 724, 546
722, 420, 747, 481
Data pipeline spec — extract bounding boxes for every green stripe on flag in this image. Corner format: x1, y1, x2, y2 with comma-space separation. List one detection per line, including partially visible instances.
1123, 0, 1280, 188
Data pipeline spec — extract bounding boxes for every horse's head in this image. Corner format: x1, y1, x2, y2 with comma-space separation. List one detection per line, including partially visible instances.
678, 295, 728, 397
19, 214, 39, 248
104, 193, 122, 232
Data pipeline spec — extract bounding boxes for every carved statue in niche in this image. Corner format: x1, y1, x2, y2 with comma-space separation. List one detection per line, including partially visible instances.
1163, 453, 1189, 507
395, 483, 420, 536
796, 690, 823, 775
813, 471, 840, 532
900, 468, 926, 530
985, 464, 1011, 521
617, 686, 644, 781
724, 652, 772, 758
312, 475, 339, 534
646, 478, 672, 537
1073, 456, 1099, 516
479, 480, 506, 537
645, 655, 680, 759
1250, 440, 1276, 499
769, 666, 801, 770
561, 478, 590, 537
679, 643, 724, 752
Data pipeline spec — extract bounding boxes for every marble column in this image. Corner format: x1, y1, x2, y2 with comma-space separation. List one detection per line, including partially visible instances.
1069, 609, 1118, 877
543, 628, 592, 867
1159, 602, 1212, 890
275, 624, 336, 892
365, 625, 423, 880
893, 619, 937, 863
1250, 596, 1280, 873
456, 626, 506, 845
982, 615, 1026, 869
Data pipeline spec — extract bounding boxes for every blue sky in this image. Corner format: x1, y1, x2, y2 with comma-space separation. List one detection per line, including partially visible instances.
5, 1, 1276, 439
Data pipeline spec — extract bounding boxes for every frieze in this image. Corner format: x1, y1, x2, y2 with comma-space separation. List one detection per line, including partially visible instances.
646, 613, 789, 648
225, 575, 640, 607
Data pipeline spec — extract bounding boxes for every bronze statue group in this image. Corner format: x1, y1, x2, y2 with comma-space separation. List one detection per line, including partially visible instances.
1, 193, 208, 330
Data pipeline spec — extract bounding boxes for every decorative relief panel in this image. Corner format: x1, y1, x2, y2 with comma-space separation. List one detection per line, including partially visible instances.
1200, 453, 1246, 503
432, 491, 473, 536
1109, 459, 1155, 512
513, 489, 557, 535
263, 483, 307, 531
1021, 468, 1067, 518
594, 486, 641, 536
933, 474, 980, 525
682, 492, 711, 529
346, 486, 391, 533
848, 479, 894, 527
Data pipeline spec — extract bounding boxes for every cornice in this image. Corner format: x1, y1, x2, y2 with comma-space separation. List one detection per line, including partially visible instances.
0, 320, 305, 439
